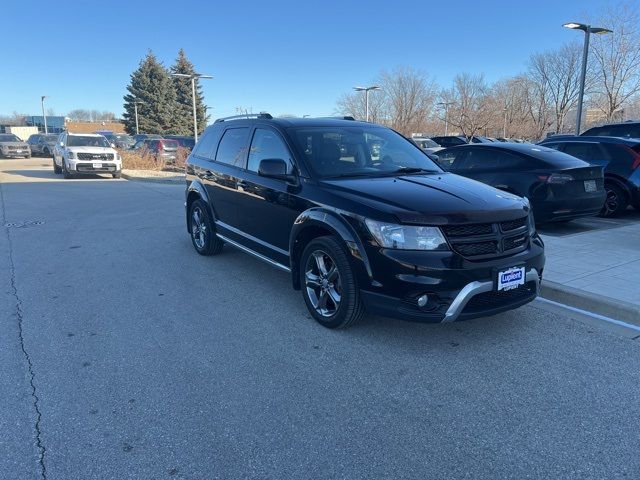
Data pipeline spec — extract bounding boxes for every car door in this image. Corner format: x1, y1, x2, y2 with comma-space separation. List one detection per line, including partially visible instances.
202, 126, 251, 239
235, 127, 302, 265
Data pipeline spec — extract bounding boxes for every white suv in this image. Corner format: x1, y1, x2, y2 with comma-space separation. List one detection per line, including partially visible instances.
53, 133, 122, 179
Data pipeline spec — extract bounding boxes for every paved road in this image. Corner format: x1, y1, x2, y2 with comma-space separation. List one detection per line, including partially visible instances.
1, 158, 640, 480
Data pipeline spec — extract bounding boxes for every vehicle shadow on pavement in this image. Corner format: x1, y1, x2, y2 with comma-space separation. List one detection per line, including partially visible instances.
2, 169, 114, 181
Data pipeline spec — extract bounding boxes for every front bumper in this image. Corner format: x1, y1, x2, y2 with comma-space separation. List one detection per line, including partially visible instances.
357, 235, 545, 323
2, 149, 30, 157
68, 160, 121, 174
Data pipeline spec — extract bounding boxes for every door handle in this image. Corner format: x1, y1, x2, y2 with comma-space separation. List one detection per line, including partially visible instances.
200, 170, 214, 180
236, 180, 248, 188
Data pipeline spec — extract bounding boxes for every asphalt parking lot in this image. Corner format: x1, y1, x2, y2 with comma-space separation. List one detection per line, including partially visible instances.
2, 158, 640, 480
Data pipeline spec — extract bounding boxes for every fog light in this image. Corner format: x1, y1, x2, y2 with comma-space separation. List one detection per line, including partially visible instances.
417, 294, 429, 307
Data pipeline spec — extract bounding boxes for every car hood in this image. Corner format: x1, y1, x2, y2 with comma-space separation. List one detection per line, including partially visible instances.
0, 141, 28, 147
321, 172, 530, 224
66, 146, 117, 155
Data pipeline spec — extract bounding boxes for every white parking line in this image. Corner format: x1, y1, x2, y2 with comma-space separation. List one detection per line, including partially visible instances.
535, 297, 640, 334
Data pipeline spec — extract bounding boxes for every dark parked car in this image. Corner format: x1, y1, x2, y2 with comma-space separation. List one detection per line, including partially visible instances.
539, 136, 640, 216
165, 135, 195, 150
436, 143, 606, 223
431, 135, 468, 147
582, 121, 640, 139
184, 114, 544, 329
27, 133, 58, 156
103, 133, 135, 149
133, 138, 179, 162
132, 133, 163, 144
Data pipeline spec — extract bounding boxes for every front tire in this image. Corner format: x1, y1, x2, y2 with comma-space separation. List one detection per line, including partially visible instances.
112, 172, 121, 179
300, 236, 364, 329
599, 182, 628, 217
188, 199, 223, 256
53, 158, 61, 174
62, 159, 74, 179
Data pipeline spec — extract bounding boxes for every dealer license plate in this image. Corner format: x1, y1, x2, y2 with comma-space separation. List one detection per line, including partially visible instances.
584, 180, 597, 192
93, 163, 102, 168
498, 266, 525, 291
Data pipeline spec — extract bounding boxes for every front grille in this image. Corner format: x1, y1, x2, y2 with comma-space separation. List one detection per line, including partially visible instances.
455, 241, 498, 256
77, 153, 114, 160
7, 146, 23, 151
500, 217, 526, 232
443, 223, 493, 237
443, 215, 530, 259
464, 282, 536, 313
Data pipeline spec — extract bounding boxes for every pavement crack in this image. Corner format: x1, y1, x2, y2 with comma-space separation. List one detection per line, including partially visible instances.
0, 183, 47, 480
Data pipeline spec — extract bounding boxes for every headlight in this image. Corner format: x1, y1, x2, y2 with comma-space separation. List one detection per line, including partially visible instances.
365, 219, 448, 251
66, 150, 75, 159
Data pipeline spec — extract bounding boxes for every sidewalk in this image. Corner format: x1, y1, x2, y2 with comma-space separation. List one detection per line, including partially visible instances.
539, 212, 640, 323
121, 169, 185, 183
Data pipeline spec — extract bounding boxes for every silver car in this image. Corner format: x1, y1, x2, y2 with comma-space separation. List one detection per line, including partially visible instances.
0, 133, 31, 158
27, 133, 59, 157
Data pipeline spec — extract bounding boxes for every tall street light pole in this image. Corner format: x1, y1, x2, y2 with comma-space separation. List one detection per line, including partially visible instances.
41, 96, 48, 134
172, 73, 213, 142
353, 85, 381, 122
437, 102, 454, 136
563, 22, 612, 135
133, 100, 144, 135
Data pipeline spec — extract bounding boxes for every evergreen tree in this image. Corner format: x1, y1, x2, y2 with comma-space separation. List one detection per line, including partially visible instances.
123, 51, 177, 135
170, 49, 209, 136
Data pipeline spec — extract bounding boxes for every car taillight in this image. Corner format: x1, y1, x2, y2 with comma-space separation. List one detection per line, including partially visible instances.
541, 173, 574, 184
158, 141, 165, 150
631, 146, 640, 170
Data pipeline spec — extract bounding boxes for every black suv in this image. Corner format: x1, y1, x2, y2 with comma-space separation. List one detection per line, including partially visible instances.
185, 114, 545, 328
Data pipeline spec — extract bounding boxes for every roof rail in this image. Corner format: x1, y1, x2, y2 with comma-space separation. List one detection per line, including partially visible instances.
318, 116, 356, 121
214, 112, 273, 123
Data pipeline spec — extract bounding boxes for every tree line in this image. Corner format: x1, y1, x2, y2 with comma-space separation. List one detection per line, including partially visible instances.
122, 49, 208, 136
337, 2, 640, 140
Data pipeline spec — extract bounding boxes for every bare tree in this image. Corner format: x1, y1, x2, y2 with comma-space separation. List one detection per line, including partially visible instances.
590, 2, 640, 120
444, 73, 494, 138
335, 87, 386, 124
528, 42, 584, 134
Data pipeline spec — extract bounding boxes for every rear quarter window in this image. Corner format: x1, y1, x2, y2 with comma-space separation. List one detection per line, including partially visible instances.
527, 146, 590, 168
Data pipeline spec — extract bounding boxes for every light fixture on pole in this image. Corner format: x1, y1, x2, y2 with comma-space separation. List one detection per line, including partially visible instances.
172, 73, 213, 142
563, 22, 612, 135
436, 102, 454, 136
133, 100, 145, 136
41, 96, 49, 134
353, 85, 381, 122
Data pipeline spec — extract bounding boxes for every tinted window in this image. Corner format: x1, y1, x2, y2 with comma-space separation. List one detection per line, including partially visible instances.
216, 128, 250, 168
0, 134, 21, 142
248, 128, 291, 172
67, 136, 110, 147
462, 148, 499, 170
193, 128, 220, 159
496, 151, 528, 169
561, 143, 603, 161
436, 149, 466, 170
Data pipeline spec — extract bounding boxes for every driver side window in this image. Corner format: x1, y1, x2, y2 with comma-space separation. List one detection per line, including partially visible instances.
248, 128, 292, 173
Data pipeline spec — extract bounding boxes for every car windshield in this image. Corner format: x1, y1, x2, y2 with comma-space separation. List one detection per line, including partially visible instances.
44, 135, 58, 141
0, 134, 21, 142
67, 136, 110, 147
290, 126, 442, 178
115, 135, 134, 143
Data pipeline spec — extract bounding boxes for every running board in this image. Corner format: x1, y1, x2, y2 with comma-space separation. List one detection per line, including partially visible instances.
216, 233, 291, 273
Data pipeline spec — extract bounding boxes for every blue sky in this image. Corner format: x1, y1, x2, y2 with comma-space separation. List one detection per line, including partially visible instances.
2, 0, 615, 121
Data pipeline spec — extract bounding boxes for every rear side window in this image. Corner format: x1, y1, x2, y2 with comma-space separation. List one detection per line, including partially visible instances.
462, 149, 499, 170
561, 143, 605, 161
496, 151, 529, 169
216, 128, 250, 168
248, 128, 292, 172
193, 128, 221, 160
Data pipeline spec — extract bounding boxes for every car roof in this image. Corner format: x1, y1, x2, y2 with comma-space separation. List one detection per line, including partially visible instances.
587, 120, 640, 128
443, 142, 559, 155
67, 133, 104, 137
541, 135, 640, 146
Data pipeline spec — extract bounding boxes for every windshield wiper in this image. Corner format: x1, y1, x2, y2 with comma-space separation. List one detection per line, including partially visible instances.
392, 167, 439, 174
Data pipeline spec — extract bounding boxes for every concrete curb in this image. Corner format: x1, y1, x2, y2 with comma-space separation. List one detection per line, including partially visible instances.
540, 280, 640, 326
121, 172, 185, 184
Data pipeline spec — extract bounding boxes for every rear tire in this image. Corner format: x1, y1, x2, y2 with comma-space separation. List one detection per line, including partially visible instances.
599, 182, 628, 217
188, 199, 223, 256
300, 236, 364, 329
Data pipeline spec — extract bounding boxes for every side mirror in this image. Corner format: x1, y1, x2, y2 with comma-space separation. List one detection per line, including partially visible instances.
258, 158, 290, 180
